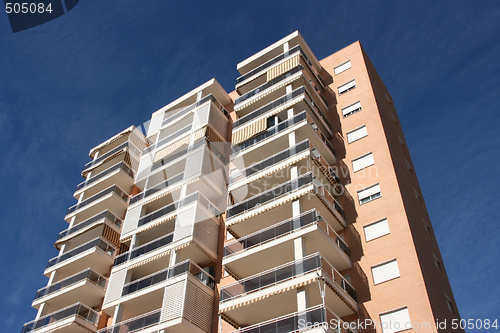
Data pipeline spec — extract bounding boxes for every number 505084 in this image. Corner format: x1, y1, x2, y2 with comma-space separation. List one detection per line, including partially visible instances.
5, 2, 53, 14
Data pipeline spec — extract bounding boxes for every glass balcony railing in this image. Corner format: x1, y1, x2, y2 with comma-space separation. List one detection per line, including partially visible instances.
224, 209, 349, 258
84, 142, 128, 169
220, 253, 356, 303
67, 185, 128, 216
228, 305, 344, 333
121, 260, 215, 296
129, 172, 184, 205
235, 65, 304, 105
76, 162, 134, 191
46, 237, 116, 269
229, 140, 310, 184
233, 87, 306, 129
21, 303, 99, 333
34, 269, 107, 300
57, 210, 122, 242
160, 94, 229, 128
114, 232, 174, 267
231, 111, 307, 156
236, 45, 313, 85
97, 310, 161, 333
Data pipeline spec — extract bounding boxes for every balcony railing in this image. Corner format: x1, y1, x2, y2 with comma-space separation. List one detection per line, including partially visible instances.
46, 237, 116, 269
97, 309, 161, 333
227, 173, 313, 219
122, 259, 215, 296
229, 140, 310, 184
144, 123, 192, 155
34, 269, 107, 300
56, 210, 122, 242
233, 87, 305, 129
231, 111, 307, 156
129, 172, 184, 205
220, 253, 356, 303
114, 232, 174, 266
224, 209, 349, 257
236, 45, 313, 85
76, 162, 134, 191
228, 305, 344, 333
21, 303, 99, 333
235, 65, 304, 105
84, 142, 128, 169
67, 185, 128, 216
160, 94, 229, 128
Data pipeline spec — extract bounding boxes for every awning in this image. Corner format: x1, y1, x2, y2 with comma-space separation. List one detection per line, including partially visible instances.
231, 118, 267, 145
153, 135, 190, 163
266, 54, 300, 81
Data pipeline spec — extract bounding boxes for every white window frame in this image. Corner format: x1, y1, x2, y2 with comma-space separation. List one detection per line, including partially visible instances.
347, 125, 368, 143
352, 152, 375, 172
364, 218, 390, 242
371, 259, 401, 285
342, 101, 362, 117
358, 183, 382, 204
334, 60, 352, 75
338, 79, 356, 95
379, 307, 412, 333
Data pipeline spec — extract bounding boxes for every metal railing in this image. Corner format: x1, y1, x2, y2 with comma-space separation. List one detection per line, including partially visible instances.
84, 142, 128, 169
34, 269, 107, 300
76, 162, 133, 191
56, 210, 122, 242
21, 303, 99, 333
228, 305, 344, 333
235, 65, 304, 105
46, 237, 116, 269
233, 87, 305, 129
122, 259, 215, 296
236, 45, 313, 84
114, 232, 174, 267
129, 172, 184, 205
67, 185, 128, 215
220, 253, 356, 303
224, 210, 349, 257
97, 309, 161, 333
231, 111, 307, 156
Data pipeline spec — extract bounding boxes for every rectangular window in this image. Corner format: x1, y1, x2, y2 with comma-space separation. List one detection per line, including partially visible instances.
358, 183, 381, 204
342, 101, 361, 117
372, 259, 400, 284
338, 80, 356, 95
347, 125, 367, 143
364, 218, 390, 242
380, 307, 411, 333
334, 60, 351, 75
352, 152, 374, 172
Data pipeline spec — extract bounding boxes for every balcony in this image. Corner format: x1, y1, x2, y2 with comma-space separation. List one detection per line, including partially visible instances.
45, 237, 116, 277
129, 171, 184, 205
21, 303, 99, 333
98, 310, 161, 333
65, 185, 129, 222
55, 210, 122, 250
231, 111, 336, 167
114, 232, 174, 267
223, 210, 350, 278
228, 305, 349, 333
219, 253, 357, 326
32, 269, 107, 310
75, 162, 134, 198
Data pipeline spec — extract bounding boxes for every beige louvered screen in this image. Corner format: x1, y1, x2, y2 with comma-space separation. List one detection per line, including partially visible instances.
193, 127, 207, 141
153, 135, 190, 163
266, 54, 300, 81
231, 117, 267, 145
206, 127, 225, 155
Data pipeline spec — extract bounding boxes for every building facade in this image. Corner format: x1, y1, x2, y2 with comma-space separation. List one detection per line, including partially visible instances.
22, 31, 461, 333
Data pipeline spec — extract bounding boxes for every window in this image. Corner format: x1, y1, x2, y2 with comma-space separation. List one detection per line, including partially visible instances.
347, 125, 368, 143
380, 307, 412, 333
372, 259, 400, 284
445, 294, 456, 315
364, 218, 390, 241
338, 79, 356, 95
352, 152, 374, 172
433, 254, 443, 274
358, 183, 381, 204
334, 60, 351, 75
342, 101, 362, 117
423, 219, 432, 236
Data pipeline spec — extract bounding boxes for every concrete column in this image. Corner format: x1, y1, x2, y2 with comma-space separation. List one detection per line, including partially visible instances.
112, 304, 124, 325
35, 303, 48, 320
168, 250, 177, 267
283, 42, 289, 52
196, 91, 202, 102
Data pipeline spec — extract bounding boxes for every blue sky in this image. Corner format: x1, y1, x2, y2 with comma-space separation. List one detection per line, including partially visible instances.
1, 1, 499, 331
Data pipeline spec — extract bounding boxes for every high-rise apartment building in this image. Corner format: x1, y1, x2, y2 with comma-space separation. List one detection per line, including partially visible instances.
22, 31, 461, 333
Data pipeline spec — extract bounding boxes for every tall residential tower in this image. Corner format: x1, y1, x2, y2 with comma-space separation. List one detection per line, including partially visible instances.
22, 31, 461, 333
